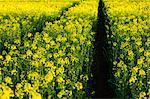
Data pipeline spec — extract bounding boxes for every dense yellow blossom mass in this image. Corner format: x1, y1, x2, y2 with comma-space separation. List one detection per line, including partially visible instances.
0, 0, 98, 98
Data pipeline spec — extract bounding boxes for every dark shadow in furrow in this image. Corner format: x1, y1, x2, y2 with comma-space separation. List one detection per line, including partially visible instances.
92, 0, 115, 98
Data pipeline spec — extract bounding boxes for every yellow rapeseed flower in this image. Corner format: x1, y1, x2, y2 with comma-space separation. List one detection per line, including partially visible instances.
56, 76, 64, 83
69, 90, 72, 96
139, 69, 146, 76
53, 53, 59, 59
139, 92, 146, 99
32, 53, 39, 60
60, 59, 65, 66
29, 72, 40, 80
128, 50, 134, 57
113, 61, 117, 65
0, 55, 3, 60
31, 92, 42, 99
45, 71, 53, 83
75, 82, 83, 90
26, 50, 32, 56
31, 44, 37, 50
16, 83, 22, 90
45, 61, 54, 68
64, 57, 70, 65
113, 42, 117, 47
129, 76, 137, 84
28, 32, 32, 37
136, 40, 142, 46
70, 55, 78, 62
137, 58, 144, 65
4, 77, 12, 84
117, 60, 124, 67
144, 50, 150, 57
131, 66, 139, 73
47, 53, 52, 58
43, 32, 49, 38
39, 58, 46, 64
66, 79, 71, 84
31, 61, 39, 67
61, 37, 67, 43
11, 45, 17, 50
56, 66, 64, 75
11, 69, 17, 75
139, 48, 144, 53
57, 90, 65, 98
6, 55, 11, 63
24, 83, 31, 93
46, 44, 50, 50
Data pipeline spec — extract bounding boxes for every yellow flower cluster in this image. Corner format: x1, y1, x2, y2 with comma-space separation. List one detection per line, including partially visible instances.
4, 77, 13, 84
65, 0, 98, 19
139, 92, 147, 99
75, 82, 83, 90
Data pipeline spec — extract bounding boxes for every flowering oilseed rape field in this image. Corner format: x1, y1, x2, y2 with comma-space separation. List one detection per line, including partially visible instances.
0, 0, 149, 98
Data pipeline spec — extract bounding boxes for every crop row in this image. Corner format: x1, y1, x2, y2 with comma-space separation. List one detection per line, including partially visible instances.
0, 0, 98, 98
103, 0, 150, 98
